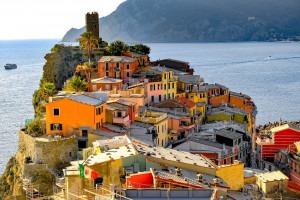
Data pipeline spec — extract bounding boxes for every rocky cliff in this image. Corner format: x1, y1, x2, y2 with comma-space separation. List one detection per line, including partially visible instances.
62, 0, 300, 43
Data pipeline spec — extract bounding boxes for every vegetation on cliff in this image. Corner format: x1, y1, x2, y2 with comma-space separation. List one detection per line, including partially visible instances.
62, 0, 300, 43
0, 157, 22, 199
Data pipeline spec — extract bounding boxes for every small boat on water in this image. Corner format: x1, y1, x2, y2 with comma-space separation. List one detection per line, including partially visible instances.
4, 63, 17, 70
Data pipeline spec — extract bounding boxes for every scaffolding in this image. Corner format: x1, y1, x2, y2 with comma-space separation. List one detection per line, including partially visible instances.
23, 179, 45, 200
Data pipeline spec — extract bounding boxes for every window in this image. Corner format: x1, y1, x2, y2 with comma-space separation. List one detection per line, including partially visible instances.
159, 95, 161, 101
164, 74, 166, 79
117, 111, 122, 117
106, 71, 109, 77
69, 152, 72, 157
116, 63, 120, 69
92, 85, 97, 91
224, 159, 227, 165
172, 83, 174, 89
168, 73, 170, 79
127, 72, 130, 77
172, 93, 174, 99
53, 108, 60, 116
168, 93, 170, 99
150, 85, 153, 91
168, 83, 170, 89
157, 126, 159, 133
96, 107, 101, 115
50, 123, 62, 131
164, 84, 166, 90
153, 84, 156, 90
158, 84, 160, 90
164, 94, 166, 100
126, 64, 130, 70
151, 96, 154, 102
162, 140, 164, 146
82, 130, 88, 137
231, 157, 233, 164
105, 62, 109, 70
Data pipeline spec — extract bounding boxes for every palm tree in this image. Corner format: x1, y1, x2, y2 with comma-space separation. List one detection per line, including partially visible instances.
77, 32, 99, 65
66, 76, 87, 92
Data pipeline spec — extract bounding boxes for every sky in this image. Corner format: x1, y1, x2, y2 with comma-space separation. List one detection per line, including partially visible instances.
0, 0, 125, 40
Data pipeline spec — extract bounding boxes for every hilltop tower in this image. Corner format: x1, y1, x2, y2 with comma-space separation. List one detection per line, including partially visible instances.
85, 12, 102, 43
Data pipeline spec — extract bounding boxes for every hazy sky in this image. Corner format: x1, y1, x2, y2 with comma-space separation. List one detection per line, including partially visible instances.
0, 0, 125, 40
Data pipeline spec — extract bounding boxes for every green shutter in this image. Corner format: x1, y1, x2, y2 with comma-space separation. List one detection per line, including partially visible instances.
79, 164, 84, 178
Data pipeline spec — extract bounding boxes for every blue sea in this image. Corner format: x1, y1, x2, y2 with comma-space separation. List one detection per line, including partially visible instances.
0, 40, 299, 174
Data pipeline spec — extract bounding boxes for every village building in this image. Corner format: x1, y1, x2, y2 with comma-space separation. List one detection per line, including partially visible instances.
45, 94, 106, 137
87, 77, 122, 92
122, 51, 149, 67
152, 59, 194, 75
255, 171, 288, 197
98, 56, 139, 83
256, 124, 300, 170
135, 108, 169, 147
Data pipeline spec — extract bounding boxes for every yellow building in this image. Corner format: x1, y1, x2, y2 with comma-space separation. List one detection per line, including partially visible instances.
45, 94, 106, 138
135, 110, 169, 147
161, 70, 177, 101
109, 83, 147, 110
255, 171, 288, 196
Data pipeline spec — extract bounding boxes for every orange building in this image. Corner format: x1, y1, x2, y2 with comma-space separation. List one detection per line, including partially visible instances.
45, 94, 106, 137
98, 56, 139, 83
122, 51, 149, 66
88, 77, 122, 92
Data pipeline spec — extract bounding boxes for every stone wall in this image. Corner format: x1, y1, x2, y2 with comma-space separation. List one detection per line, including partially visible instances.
17, 130, 78, 171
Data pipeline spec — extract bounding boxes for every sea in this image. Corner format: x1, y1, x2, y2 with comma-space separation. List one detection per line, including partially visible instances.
0, 40, 299, 174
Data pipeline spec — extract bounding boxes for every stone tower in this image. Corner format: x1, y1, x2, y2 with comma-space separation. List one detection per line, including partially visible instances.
85, 12, 101, 42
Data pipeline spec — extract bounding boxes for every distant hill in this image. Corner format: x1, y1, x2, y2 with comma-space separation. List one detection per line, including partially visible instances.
62, 0, 300, 43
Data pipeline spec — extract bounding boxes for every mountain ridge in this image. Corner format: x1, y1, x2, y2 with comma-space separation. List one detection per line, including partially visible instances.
62, 0, 300, 43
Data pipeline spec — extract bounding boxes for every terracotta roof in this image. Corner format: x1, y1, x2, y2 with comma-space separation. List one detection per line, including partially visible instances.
171, 97, 196, 108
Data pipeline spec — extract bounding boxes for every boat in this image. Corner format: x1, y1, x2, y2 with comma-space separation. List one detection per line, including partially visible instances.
4, 63, 17, 69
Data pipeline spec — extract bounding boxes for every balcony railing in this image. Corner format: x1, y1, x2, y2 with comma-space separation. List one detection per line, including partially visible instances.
113, 115, 130, 124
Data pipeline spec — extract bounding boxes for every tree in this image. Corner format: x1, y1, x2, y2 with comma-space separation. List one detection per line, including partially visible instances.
26, 118, 46, 137
105, 40, 129, 56
42, 82, 56, 100
66, 76, 87, 92
77, 32, 99, 64
130, 43, 151, 55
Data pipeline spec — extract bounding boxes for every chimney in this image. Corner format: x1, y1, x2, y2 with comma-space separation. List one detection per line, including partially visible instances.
175, 167, 182, 176
197, 173, 203, 182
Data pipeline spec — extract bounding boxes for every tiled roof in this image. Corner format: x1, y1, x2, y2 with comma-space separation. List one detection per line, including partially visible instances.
98, 56, 136, 63
135, 145, 217, 169
91, 77, 122, 84
151, 168, 209, 189
216, 128, 243, 140
171, 97, 196, 108
84, 144, 137, 166
106, 103, 128, 111
69, 94, 104, 107
230, 91, 251, 99
115, 99, 136, 106
178, 75, 202, 84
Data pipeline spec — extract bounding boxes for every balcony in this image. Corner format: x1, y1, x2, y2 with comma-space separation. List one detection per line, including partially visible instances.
136, 113, 168, 124
113, 115, 130, 125
180, 122, 195, 130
